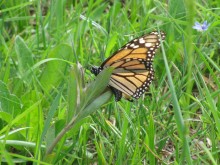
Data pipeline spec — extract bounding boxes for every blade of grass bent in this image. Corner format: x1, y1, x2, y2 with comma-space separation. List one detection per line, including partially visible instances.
161, 40, 192, 164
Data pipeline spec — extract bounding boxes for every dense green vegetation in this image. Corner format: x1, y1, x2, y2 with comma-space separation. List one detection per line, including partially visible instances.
0, 0, 220, 164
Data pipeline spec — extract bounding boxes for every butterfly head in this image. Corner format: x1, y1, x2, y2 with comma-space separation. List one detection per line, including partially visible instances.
90, 66, 102, 76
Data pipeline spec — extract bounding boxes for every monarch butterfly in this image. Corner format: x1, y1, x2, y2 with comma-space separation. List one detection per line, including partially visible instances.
91, 31, 166, 101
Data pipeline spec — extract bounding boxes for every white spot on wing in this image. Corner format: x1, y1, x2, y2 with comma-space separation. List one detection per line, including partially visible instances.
130, 43, 135, 47
139, 39, 145, 44
145, 42, 153, 47
133, 45, 139, 48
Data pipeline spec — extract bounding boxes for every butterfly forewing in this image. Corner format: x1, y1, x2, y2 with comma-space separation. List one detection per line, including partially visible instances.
101, 31, 165, 68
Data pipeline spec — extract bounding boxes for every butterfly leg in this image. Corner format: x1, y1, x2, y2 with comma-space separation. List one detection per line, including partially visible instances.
110, 87, 122, 102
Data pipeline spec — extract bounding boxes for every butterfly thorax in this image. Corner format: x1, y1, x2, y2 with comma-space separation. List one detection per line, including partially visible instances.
91, 66, 103, 76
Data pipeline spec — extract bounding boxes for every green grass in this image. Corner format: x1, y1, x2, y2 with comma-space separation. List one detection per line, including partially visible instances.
0, 0, 220, 164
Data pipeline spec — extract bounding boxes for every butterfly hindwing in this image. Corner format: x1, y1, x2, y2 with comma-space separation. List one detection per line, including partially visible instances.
109, 59, 154, 99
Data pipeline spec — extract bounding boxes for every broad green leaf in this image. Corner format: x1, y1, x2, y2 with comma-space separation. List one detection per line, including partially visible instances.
15, 36, 34, 76
75, 90, 112, 123
40, 44, 72, 93
0, 81, 21, 117
45, 68, 113, 155
84, 67, 113, 106
20, 90, 44, 141
67, 63, 84, 122
74, 67, 113, 122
